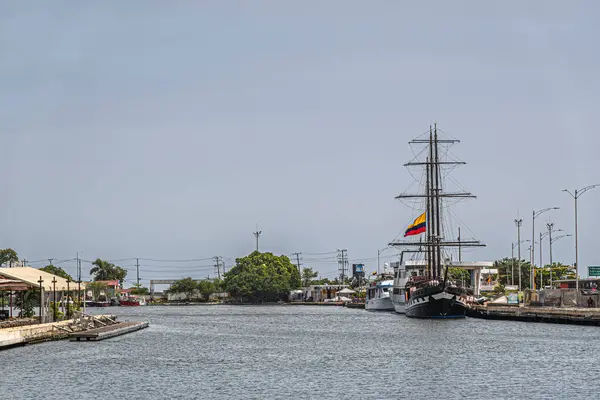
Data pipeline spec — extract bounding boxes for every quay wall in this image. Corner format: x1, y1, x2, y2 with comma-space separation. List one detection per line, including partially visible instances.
0, 315, 115, 349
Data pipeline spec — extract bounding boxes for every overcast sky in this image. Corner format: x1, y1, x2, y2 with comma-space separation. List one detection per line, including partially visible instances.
1, 1, 598, 284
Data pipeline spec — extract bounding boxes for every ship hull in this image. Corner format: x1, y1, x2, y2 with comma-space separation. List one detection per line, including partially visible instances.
405, 289, 466, 319
391, 294, 406, 314
365, 296, 394, 311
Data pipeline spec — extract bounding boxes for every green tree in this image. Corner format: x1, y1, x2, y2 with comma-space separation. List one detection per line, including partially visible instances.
87, 281, 108, 301
492, 258, 575, 290
223, 251, 301, 302
167, 277, 198, 301
89, 259, 127, 284
40, 265, 73, 280
0, 248, 19, 267
130, 285, 150, 295
301, 267, 319, 287
447, 267, 470, 286
14, 290, 38, 318
197, 280, 216, 300
212, 278, 223, 292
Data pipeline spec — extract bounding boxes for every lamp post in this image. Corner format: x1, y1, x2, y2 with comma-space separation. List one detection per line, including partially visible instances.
52, 277, 57, 322
511, 239, 530, 286
562, 185, 600, 293
531, 207, 559, 289
515, 219, 523, 291
539, 226, 563, 289
550, 234, 572, 285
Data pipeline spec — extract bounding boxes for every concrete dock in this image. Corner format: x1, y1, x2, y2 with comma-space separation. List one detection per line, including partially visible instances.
467, 304, 600, 325
70, 321, 149, 341
0, 314, 117, 350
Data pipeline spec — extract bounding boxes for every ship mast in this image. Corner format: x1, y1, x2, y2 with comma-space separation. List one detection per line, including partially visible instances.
390, 124, 485, 273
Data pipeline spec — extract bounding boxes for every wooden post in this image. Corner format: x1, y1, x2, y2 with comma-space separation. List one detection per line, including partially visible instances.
38, 276, 44, 324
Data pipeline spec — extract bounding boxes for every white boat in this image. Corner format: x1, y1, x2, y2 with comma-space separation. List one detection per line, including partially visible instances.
391, 258, 426, 314
365, 279, 394, 311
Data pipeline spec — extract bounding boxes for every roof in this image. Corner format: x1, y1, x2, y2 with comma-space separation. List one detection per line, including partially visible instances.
0, 267, 85, 291
93, 280, 120, 287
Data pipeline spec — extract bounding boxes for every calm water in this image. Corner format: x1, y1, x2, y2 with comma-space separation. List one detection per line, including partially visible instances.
2, 305, 600, 399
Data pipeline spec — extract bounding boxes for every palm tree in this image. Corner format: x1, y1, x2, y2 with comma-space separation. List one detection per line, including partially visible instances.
89, 259, 114, 281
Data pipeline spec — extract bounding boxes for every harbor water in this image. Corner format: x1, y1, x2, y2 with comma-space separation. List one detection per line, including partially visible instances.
2, 305, 600, 399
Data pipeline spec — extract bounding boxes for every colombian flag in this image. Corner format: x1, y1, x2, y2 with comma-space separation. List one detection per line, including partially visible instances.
404, 212, 426, 237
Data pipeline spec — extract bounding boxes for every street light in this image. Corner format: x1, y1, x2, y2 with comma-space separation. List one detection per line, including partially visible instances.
515, 219, 523, 291
531, 207, 559, 289
562, 185, 600, 292
511, 239, 530, 286
540, 225, 563, 289
550, 233, 572, 284
526, 242, 538, 291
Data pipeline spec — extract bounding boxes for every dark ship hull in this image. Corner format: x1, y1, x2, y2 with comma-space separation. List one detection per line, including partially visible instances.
405, 285, 467, 319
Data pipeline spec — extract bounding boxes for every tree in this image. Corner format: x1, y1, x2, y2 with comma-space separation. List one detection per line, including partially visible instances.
89, 259, 127, 284
14, 290, 38, 318
0, 248, 19, 267
87, 281, 108, 301
130, 285, 149, 296
40, 265, 73, 281
447, 267, 470, 286
301, 267, 318, 287
167, 277, 199, 301
223, 251, 301, 302
197, 280, 216, 300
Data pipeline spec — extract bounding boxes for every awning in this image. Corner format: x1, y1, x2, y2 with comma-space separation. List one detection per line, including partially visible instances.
0, 267, 86, 291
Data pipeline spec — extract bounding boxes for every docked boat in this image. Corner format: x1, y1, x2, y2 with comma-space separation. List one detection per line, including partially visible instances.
365, 277, 394, 311
119, 295, 146, 306
391, 258, 425, 314
389, 124, 485, 319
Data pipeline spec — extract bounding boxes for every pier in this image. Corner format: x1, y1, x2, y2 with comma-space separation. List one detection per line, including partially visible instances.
467, 304, 600, 325
70, 321, 149, 341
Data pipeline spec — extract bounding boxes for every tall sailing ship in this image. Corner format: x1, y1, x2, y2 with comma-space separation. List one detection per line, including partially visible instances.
390, 124, 485, 318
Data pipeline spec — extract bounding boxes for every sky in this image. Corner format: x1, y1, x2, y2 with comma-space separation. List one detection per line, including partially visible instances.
1, 1, 599, 285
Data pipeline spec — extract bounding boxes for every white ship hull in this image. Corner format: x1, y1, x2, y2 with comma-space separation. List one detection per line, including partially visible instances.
391, 294, 406, 314
365, 296, 394, 311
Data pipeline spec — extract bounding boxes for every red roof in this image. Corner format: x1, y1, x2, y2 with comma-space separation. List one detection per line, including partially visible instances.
84, 280, 120, 287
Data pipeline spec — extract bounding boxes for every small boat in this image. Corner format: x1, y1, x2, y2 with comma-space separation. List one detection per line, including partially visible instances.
365, 277, 394, 311
119, 295, 146, 306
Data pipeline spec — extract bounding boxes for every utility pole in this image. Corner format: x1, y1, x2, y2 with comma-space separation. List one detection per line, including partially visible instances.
48, 258, 54, 266
292, 252, 302, 276
136, 258, 140, 286
515, 218, 523, 292
253, 226, 262, 252
337, 249, 348, 284
213, 256, 223, 280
